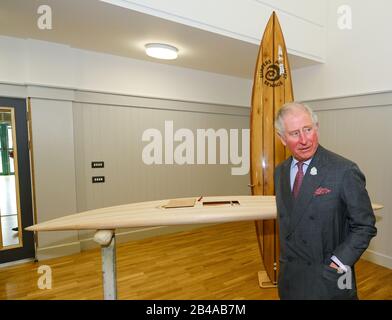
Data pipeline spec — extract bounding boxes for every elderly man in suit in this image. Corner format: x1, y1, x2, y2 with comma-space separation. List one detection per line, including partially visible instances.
274, 102, 377, 300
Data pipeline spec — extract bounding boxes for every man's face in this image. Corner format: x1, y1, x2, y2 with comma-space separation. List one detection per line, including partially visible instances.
279, 109, 319, 161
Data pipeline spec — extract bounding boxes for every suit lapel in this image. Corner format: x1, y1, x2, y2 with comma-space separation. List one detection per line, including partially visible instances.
280, 158, 293, 213
288, 146, 329, 236
277, 157, 293, 237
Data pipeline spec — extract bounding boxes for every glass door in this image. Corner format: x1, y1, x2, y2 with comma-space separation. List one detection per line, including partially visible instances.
0, 97, 35, 263
0, 109, 22, 249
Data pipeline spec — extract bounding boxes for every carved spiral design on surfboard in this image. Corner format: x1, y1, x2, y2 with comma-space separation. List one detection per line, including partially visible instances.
265, 64, 280, 82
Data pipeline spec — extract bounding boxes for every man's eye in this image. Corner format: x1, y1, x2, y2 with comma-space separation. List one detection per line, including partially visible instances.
290, 132, 299, 137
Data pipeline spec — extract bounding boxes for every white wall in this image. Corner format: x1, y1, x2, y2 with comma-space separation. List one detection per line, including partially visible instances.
30, 97, 80, 258
0, 37, 27, 83
0, 36, 252, 107
293, 0, 392, 101
75, 47, 251, 106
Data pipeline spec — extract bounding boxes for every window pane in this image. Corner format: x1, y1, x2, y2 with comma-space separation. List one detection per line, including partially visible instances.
8, 126, 13, 149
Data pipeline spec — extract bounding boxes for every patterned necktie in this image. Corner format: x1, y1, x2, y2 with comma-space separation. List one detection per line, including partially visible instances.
292, 162, 304, 199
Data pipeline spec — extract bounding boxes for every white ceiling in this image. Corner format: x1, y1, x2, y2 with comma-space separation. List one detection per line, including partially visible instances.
0, 0, 320, 79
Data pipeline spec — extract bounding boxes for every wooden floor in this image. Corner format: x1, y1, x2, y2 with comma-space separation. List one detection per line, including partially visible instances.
0, 221, 391, 299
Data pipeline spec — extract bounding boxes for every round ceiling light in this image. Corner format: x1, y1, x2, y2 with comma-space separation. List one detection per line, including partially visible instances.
145, 43, 178, 60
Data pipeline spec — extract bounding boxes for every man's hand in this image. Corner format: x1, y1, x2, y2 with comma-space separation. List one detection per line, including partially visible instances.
329, 262, 339, 270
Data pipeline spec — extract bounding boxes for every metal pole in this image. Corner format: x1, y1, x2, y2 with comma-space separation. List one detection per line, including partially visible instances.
99, 232, 117, 300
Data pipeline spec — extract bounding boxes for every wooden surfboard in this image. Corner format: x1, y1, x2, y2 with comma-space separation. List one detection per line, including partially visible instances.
250, 12, 294, 287
25, 195, 383, 232
26, 196, 278, 231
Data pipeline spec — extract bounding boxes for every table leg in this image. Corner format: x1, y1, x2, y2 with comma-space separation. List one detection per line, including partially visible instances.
95, 230, 117, 300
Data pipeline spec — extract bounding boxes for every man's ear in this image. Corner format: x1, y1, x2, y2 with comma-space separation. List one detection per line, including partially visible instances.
278, 133, 287, 146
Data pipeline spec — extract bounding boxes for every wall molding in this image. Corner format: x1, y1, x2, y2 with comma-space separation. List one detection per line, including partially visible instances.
4, 82, 392, 114
36, 241, 81, 261
0, 258, 35, 269
74, 91, 250, 116
362, 249, 392, 270
0, 82, 27, 98
0, 82, 250, 116
303, 90, 392, 112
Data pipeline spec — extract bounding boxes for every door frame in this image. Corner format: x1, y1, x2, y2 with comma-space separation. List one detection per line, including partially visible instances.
27, 97, 39, 253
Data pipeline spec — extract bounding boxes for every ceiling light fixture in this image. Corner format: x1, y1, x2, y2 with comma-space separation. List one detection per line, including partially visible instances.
145, 43, 178, 60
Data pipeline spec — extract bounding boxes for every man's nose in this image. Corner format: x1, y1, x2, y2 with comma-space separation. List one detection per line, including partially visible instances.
298, 132, 307, 144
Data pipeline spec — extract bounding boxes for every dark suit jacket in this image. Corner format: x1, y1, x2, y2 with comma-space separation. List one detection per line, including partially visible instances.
274, 145, 377, 300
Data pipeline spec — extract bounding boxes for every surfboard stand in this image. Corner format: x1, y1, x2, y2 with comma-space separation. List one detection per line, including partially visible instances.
258, 270, 277, 288
94, 230, 117, 300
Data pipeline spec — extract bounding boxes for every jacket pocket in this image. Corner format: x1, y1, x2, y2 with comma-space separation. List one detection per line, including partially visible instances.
320, 265, 355, 299
322, 264, 341, 282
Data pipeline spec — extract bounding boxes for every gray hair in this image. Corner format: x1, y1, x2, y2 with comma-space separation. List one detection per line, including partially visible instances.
275, 102, 318, 136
